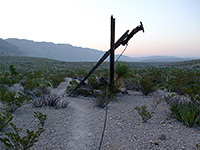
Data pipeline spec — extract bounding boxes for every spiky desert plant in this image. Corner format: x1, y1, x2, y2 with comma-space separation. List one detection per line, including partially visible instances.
170, 102, 200, 127
32, 94, 69, 109
114, 62, 131, 87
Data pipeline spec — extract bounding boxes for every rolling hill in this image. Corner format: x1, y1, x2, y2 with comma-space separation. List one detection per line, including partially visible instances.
0, 38, 196, 62
0, 38, 23, 56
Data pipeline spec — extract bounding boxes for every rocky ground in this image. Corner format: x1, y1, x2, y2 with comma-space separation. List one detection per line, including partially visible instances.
0, 78, 200, 150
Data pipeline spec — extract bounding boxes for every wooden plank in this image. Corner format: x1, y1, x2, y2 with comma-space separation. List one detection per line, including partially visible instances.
110, 16, 115, 85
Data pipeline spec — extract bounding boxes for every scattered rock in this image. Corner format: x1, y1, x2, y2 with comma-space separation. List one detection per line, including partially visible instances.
93, 90, 101, 95
9, 83, 24, 93
158, 134, 166, 140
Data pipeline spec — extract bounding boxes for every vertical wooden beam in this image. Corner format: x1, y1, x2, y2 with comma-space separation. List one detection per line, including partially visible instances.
110, 15, 115, 86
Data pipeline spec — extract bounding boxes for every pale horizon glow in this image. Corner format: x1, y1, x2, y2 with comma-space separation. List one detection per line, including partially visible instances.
0, 0, 200, 58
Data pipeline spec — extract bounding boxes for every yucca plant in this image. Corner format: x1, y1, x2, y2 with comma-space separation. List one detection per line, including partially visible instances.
170, 102, 200, 127
114, 62, 131, 87
169, 103, 182, 121
32, 94, 69, 109
179, 103, 200, 127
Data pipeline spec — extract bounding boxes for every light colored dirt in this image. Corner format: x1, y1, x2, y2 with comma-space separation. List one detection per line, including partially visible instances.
67, 98, 94, 150
1, 78, 200, 150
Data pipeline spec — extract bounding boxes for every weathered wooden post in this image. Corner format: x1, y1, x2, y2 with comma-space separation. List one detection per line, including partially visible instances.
68, 18, 144, 96
110, 15, 115, 86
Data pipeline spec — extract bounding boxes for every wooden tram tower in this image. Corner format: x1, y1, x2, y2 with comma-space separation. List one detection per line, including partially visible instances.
69, 16, 144, 96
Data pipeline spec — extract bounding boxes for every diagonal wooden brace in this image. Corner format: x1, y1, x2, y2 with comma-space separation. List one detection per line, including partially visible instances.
68, 21, 144, 96
68, 30, 129, 96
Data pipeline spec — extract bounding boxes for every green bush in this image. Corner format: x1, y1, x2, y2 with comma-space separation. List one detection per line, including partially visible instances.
135, 98, 160, 123
0, 111, 13, 132
9, 65, 17, 76
34, 111, 47, 127
140, 75, 156, 95
66, 80, 79, 94
66, 80, 93, 97
88, 75, 101, 89
96, 85, 120, 108
22, 78, 38, 90
0, 123, 44, 150
0, 73, 19, 86
48, 71, 67, 88
0, 91, 29, 113
135, 105, 153, 123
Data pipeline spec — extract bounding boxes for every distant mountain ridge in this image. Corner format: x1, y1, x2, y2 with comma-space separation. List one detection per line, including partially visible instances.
131, 55, 193, 62
5, 38, 105, 62
0, 38, 23, 56
0, 38, 196, 62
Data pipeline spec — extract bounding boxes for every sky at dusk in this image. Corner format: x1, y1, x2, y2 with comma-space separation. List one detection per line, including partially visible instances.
0, 0, 200, 58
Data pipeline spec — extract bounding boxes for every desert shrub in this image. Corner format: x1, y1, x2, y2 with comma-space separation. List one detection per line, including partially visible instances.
0, 73, 19, 86
135, 105, 153, 123
9, 65, 17, 76
140, 75, 156, 95
67, 70, 75, 77
66, 80, 79, 94
96, 85, 120, 108
163, 69, 200, 95
32, 94, 69, 109
48, 71, 67, 88
0, 91, 30, 113
21, 71, 51, 97
34, 111, 47, 127
0, 65, 22, 86
183, 88, 200, 104
124, 78, 138, 90
170, 102, 200, 127
135, 98, 160, 123
0, 123, 44, 150
66, 80, 92, 97
0, 111, 13, 132
22, 78, 38, 90
196, 144, 200, 150
88, 75, 101, 89
76, 69, 87, 78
